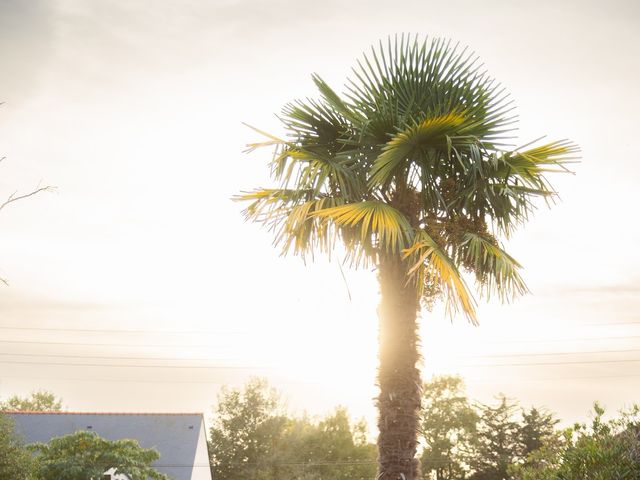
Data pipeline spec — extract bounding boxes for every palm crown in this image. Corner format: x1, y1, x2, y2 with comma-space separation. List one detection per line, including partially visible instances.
239, 35, 577, 323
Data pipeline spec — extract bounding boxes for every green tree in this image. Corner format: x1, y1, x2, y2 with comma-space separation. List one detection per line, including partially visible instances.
519, 407, 558, 460
0, 413, 37, 479
238, 35, 576, 479
420, 375, 477, 480
209, 378, 288, 480
275, 407, 376, 480
208, 378, 376, 480
0, 390, 64, 412
512, 403, 640, 480
31, 430, 169, 480
468, 396, 522, 480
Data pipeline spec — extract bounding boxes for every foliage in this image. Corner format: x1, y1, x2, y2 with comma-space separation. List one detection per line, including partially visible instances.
420, 375, 478, 479
238, 34, 577, 321
511, 403, 640, 480
237, 34, 576, 479
208, 378, 376, 480
0, 390, 64, 412
209, 378, 288, 480
0, 413, 38, 479
419, 376, 560, 480
519, 407, 559, 460
466, 395, 523, 480
31, 430, 169, 480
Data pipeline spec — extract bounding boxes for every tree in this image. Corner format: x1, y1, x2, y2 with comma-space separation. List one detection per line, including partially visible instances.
238, 35, 576, 479
0, 390, 64, 412
275, 408, 376, 480
0, 413, 38, 479
519, 407, 558, 460
468, 396, 522, 480
420, 375, 477, 480
511, 403, 640, 480
208, 378, 376, 480
31, 430, 170, 480
209, 378, 288, 480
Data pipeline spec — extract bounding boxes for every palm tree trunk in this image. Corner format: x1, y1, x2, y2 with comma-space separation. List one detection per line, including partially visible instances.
376, 253, 422, 480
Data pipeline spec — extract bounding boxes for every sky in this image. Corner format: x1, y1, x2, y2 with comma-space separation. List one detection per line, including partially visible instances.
0, 0, 639, 431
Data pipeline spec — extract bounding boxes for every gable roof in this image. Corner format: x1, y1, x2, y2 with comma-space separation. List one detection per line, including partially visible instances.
7, 412, 212, 480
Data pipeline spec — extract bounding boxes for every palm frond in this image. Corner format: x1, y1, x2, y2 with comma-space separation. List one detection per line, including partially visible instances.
368, 112, 466, 187
403, 230, 477, 323
313, 201, 413, 254
460, 233, 528, 301
242, 123, 290, 153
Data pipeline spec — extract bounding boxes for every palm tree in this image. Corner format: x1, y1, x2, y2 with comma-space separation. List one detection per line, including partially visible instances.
237, 35, 577, 480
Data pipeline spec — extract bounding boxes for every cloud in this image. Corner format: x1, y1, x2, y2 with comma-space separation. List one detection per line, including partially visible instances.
0, 0, 54, 103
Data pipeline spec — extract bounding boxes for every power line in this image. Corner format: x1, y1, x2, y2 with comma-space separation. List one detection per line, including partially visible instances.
1, 356, 640, 370
463, 335, 640, 344
462, 348, 640, 359
2, 335, 640, 349
1, 372, 639, 385
2, 348, 640, 364
0, 325, 245, 335
460, 358, 640, 367
583, 321, 640, 326
0, 351, 255, 363
0, 339, 223, 348
0, 359, 271, 370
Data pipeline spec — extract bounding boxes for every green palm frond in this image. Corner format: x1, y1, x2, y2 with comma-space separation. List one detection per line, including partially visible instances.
481, 139, 579, 234
460, 233, 528, 301
313, 201, 413, 254
403, 230, 477, 323
312, 74, 366, 127
345, 35, 514, 144
368, 112, 466, 188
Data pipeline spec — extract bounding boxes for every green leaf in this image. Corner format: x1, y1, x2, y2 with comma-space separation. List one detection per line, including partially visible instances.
369, 112, 467, 187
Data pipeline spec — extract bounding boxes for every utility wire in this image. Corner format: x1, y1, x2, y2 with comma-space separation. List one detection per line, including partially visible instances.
460, 358, 640, 367
462, 348, 640, 358
0, 325, 245, 335
0, 352, 256, 363
0, 359, 272, 369
1, 335, 640, 349
1, 357, 640, 370
0, 339, 225, 348
2, 372, 640, 385
2, 348, 640, 364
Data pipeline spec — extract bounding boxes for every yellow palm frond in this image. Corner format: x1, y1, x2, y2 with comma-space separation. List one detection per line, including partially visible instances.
403, 230, 477, 323
242, 123, 289, 153
313, 201, 413, 253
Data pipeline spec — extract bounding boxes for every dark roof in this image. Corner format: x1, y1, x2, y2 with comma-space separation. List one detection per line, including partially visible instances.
8, 412, 212, 480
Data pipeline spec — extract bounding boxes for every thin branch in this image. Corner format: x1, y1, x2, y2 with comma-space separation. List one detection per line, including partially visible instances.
0, 185, 55, 212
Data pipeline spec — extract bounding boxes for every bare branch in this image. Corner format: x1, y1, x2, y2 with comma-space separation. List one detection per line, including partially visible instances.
0, 185, 55, 212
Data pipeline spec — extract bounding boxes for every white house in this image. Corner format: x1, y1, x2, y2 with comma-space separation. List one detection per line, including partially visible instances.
104, 467, 132, 480
8, 412, 212, 480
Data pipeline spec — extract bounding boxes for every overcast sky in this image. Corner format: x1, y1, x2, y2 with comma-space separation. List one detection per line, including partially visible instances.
0, 0, 638, 429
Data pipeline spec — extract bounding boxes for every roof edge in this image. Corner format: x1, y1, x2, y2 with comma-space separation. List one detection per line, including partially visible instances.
3, 411, 205, 416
